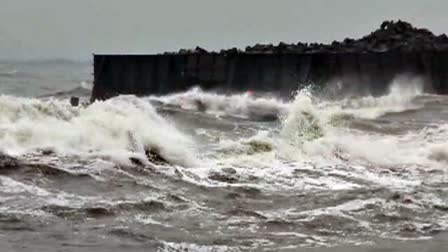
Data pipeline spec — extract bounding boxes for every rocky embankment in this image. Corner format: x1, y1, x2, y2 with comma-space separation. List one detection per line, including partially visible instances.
170, 20, 448, 55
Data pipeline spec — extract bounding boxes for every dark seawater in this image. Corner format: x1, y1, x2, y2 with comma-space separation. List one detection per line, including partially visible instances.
1, 61, 448, 252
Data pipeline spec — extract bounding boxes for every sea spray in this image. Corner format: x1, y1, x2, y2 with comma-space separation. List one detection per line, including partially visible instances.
324, 76, 425, 119
280, 87, 325, 149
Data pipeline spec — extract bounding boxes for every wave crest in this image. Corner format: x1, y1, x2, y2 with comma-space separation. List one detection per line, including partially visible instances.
149, 87, 288, 120
0, 95, 196, 167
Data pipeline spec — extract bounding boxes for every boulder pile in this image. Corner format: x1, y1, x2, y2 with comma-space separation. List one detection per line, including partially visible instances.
170, 20, 448, 55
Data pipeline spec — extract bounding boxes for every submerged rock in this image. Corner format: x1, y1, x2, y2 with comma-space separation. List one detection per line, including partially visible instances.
0, 153, 21, 172
42, 205, 114, 219
145, 147, 170, 165
70, 96, 80, 107
208, 171, 238, 183
127, 147, 171, 167
129, 156, 146, 166
126, 130, 171, 166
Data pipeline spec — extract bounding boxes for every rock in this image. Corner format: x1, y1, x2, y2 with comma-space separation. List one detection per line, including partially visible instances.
39, 148, 55, 156
171, 20, 448, 55
178, 48, 191, 54
434, 204, 448, 212
70, 96, 79, 107
226, 47, 240, 55
85, 207, 115, 218
129, 156, 145, 166
128, 148, 170, 166
145, 147, 170, 165
208, 171, 238, 183
390, 192, 402, 201
0, 153, 20, 173
380, 21, 391, 30
437, 34, 448, 42
194, 46, 208, 54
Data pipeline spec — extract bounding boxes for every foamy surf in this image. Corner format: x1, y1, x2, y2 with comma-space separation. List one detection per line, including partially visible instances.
0, 95, 197, 167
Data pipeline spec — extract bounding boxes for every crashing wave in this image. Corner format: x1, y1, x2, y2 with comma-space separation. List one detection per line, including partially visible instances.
0, 95, 197, 167
149, 87, 288, 120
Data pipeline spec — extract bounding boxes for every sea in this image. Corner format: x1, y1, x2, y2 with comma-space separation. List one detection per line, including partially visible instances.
0, 60, 448, 252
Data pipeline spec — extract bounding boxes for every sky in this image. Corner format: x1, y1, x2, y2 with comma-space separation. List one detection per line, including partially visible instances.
0, 0, 447, 60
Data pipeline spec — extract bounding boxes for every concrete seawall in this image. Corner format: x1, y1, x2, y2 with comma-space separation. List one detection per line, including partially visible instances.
91, 21, 448, 101
91, 51, 448, 101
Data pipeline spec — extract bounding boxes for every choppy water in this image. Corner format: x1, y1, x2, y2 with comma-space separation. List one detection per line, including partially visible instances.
1, 62, 448, 252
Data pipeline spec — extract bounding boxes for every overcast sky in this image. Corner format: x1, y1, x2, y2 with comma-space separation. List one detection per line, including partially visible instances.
0, 0, 447, 60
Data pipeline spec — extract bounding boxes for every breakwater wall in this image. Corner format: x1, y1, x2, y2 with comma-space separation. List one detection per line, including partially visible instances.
91, 21, 448, 101
92, 51, 448, 100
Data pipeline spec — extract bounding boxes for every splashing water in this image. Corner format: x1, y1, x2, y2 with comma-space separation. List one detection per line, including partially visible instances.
0, 95, 197, 166
149, 87, 288, 120
280, 87, 326, 148
322, 76, 425, 119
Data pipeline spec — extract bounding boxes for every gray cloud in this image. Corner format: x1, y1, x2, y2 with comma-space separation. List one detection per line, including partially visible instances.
0, 0, 446, 60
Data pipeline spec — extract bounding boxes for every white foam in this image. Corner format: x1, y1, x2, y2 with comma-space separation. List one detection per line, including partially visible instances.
133, 214, 172, 227
274, 77, 448, 168
0, 95, 197, 167
2, 76, 445, 193
159, 241, 239, 252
